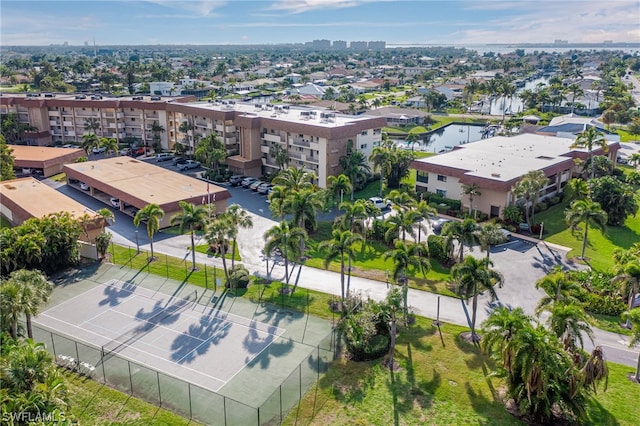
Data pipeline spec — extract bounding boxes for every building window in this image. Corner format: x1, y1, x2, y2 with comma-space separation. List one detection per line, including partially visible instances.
360, 144, 367, 149
417, 171, 429, 184
361, 130, 368, 136
437, 175, 447, 182
436, 189, 447, 197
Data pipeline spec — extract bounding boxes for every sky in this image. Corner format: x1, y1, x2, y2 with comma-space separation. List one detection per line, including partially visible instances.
1, 0, 639, 47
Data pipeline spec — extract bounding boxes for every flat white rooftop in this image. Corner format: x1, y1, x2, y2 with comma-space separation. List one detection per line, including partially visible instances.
414, 134, 616, 182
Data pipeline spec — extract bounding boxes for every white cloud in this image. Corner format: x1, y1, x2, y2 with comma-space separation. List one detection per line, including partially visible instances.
144, 0, 226, 17
267, 0, 389, 14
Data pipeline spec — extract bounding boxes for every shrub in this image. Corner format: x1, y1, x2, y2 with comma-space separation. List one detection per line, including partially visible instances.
95, 231, 112, 259
534, 201, 548, 212
548, 196, 561, 206
427, 234, 451, 264
227, 264, 250, 289
502, 205, 523, 224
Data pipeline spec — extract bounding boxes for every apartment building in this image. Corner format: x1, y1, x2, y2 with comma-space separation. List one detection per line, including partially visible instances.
1, 94, 386, 188
411, 134, 619, 218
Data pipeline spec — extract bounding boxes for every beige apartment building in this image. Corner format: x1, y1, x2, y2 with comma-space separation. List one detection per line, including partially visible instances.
411, 134, 619, 218
1, 94, 386, 187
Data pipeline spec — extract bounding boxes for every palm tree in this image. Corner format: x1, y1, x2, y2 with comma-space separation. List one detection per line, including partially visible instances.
414, 199, 437, 243
327, 174, 352, 206
612, 255, 640, 328
178, 120, 195, 155
222, 204, 253, 269
564, 178, 589, 202
81, 133, 99, 158
8, 269, 53, 339
475, 223, 506, 260
0, 279, 23, 338
84, 117, 100, 135
482, 306, 532, 374
283, 188, 324, 233
384, 207, 421, 243
205, 215, 234, 285
384, 240, 431, 325
337, 199, 368, 233
170, 201, 208, 271
461, 183, 482, 218
542, 302, 593, 352
318, 229, 363, 302
264, 221, 307, 287
565, 83, 584, 114
339, 140, 370, 200
272, 166, 314, 192
99, 137, 118, 157
621, 307, 640, 381
534, 266, 580, 314
571, 126, 607, 179
441, 218, 478, 263
565, 199, 607, 260
96, 208, 115, 231
386, 189, 416, 211
452, 256, 503, 343
380, 287, 403, 370
269, 144, 289, 171
512, 169, 548, 227
133, 203, 165, 260
369, 143, 391, 197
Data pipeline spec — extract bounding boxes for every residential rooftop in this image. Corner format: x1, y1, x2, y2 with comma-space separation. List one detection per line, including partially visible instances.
413, 134, 619, 183
10, 145, 85, 163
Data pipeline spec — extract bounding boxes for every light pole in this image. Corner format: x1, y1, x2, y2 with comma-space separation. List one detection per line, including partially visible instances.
135, 230, 139, 253
539, 222, 544, 240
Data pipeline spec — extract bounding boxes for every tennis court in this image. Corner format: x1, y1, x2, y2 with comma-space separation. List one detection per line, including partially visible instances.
36, 278, 286, 393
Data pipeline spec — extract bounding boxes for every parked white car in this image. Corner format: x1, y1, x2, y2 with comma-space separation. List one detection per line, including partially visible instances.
368, 197, 392, 210
79, 182, 90, 191
110, 197, 121, 208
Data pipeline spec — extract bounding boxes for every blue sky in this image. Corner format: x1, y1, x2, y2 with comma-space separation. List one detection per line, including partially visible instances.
2, 0, 639, 46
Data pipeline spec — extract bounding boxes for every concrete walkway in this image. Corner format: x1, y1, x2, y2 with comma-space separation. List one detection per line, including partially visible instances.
108, 212, 639, 367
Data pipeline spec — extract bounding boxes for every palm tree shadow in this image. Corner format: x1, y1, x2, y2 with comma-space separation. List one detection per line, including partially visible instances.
170, 314, 232, 364
98, 280, 136, 307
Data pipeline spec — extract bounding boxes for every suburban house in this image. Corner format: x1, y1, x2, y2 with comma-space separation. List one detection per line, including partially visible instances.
411, 134, 619, 218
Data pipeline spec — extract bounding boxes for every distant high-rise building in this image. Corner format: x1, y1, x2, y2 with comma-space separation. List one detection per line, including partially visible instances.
367, 41, 386, 50
350, 41, 368, 50
312, 39, 331, 49
84, 41, 89, 46
553, 39, 569, 45
332, 40, 347, 49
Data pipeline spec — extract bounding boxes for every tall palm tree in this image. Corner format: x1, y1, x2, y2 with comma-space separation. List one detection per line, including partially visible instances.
612, 257, 640, 328
283, 188, 324, 233
272, 166, 314, 192
414, 199, 437, 243
564, 178, 589, 202
512, 169, 548, 227
369, 140, 392, 197
99, 137, 119, 157
441, 218, 478, 263
386, 189, 416, 211
133, 203, 165, 260
327, 174, 352, 206
178, 120, 195, 155
542, 302, 593, 352
339, 140, 370, 200
474, 223, 506, 260
269, 144, 289, 171
534, 266, 580, 314
170, 201, 208, 271
337, 200, 368, 233
222, 204, 253, 269
84, 117, 100, 135
319, 229, 363, 302
384, 240, 431, 325
205, 215, 234, 285
384, 207, 421, 243
264, 221, 307, 287
621, 308, 640, 381
461, 183, 482, 218
565, 199, 607, 260
0, 279, 23, 338
482, 306, 532, 375
81, 133, 99, 159
380, 287, 403, 370
565, 83, 584, 114
571, 126, 607, 179
96, 208, 115, 232
452, 256, 503, 343
8, 269, 53, 339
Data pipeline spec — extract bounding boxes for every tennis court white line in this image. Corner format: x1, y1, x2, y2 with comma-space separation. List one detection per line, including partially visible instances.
42, 279, 118, 313
175, 321, 234, 364
35, 313, 228, 390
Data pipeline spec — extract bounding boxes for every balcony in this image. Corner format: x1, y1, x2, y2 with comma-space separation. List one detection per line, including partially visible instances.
291, 138, 311, 147
263, 133, 282, 143
215, 124, 224, 132
144, 113, 159, 120
48, 111, 60, 117
225, 126, 236, 133
288, 151, 302, 160
225, 137, 237, 145
50, 120, 60, 126
63, 121, 73, 127
261, 145, 270, 154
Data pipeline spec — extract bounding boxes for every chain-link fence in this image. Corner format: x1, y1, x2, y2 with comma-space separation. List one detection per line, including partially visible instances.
33, 318, 336, 425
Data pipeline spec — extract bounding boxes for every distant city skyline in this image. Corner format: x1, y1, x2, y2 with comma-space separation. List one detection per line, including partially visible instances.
2, 0, 639, 47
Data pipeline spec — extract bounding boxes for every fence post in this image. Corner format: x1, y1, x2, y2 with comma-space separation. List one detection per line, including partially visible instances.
157, 371, 162, 407
100, 346, 106, 383
188, 383, 193, 419
147, 249, 150, 273
165, 254, 169, 278
50, 331, 57, 358
223, 397, 227, 426
74, 342, 81, 371
128, 361, 133, 395
110, 242, 115, 263
299, 363, 302, 400
279, 385, 283, 424
128, 245, 132, 264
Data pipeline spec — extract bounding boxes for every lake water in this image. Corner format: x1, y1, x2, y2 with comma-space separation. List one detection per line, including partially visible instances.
487, 77, 549, 116
397, 123, 489, 153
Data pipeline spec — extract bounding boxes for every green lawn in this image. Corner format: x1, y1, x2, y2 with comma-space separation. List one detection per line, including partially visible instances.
194, 243, 241, 261
306, 222, 455, 297
0, 216, 12, 228
615, 128, 639, 143
65, 370, 197, 425
535, 198, 640, 272
284, 318, 639, 426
